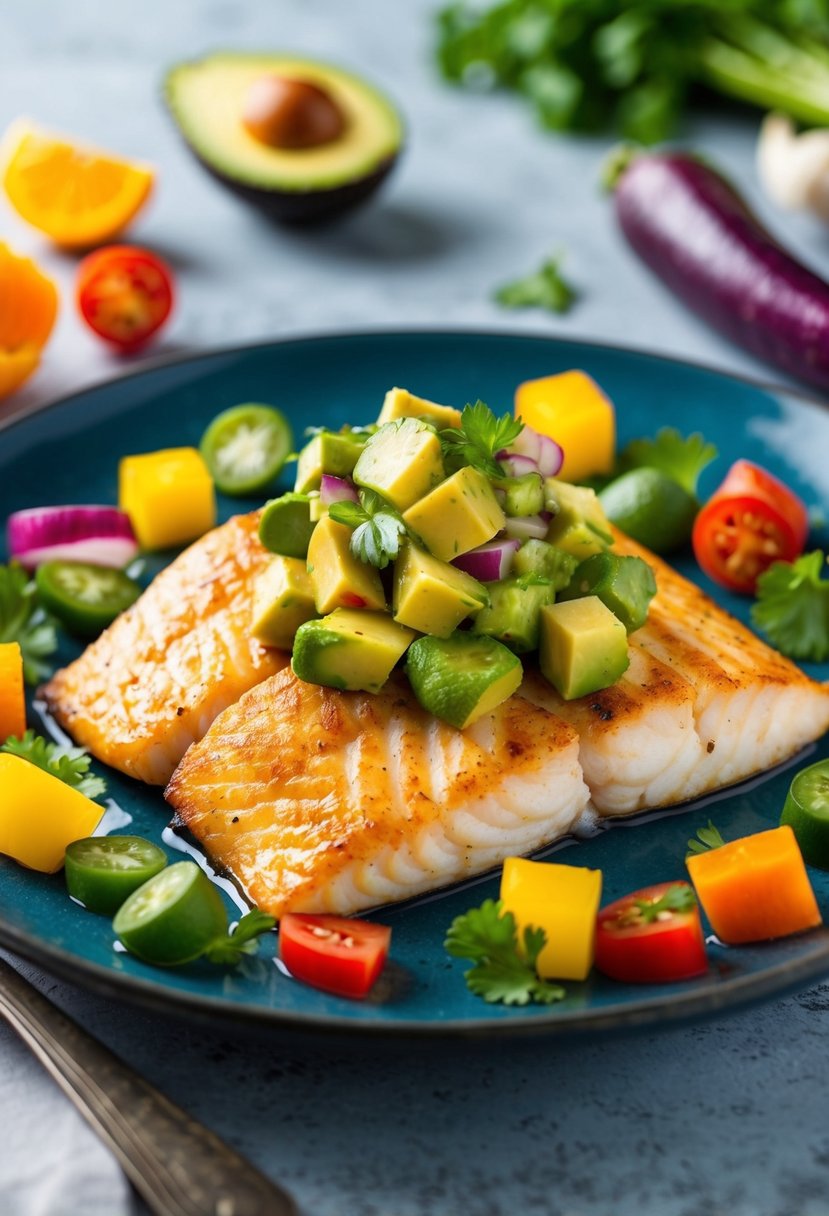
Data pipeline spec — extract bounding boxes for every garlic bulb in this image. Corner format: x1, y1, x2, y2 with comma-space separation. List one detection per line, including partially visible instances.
757, 112, 829, 222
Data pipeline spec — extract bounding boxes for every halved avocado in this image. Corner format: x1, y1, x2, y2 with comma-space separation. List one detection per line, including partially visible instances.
164, 53, 403, 224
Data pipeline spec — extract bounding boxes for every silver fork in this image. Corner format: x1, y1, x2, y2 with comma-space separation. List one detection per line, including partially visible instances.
0, 956, 298, 1216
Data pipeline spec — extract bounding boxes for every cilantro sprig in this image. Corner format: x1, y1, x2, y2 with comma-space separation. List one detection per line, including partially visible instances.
0, 562, 58, 684
329, 491, 408, 569
445, 898, 565, 1006
203, 909, 276, 965
494, 253, 577, 316
751, 551, 829, 663
620, 428, 718, 497
1, 729, 107, 800
687, 820, 726, 857
633, 884, 697, 923
440, 401, 524, 479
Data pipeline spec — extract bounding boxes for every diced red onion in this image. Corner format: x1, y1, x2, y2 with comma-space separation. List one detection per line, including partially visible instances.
503, 514, 549, 541
7, 506, 138, 570
536, 434, 564, 477
497, 453, 540, 479
508, 427, 542, 463
320, 475, 359, 507
452, 538, 520, 582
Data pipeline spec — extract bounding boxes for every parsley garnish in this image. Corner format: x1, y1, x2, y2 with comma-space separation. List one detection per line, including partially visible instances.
440, 401, 524, 479
750, 551, 829, 663
634, 884, 696, 923
329, 491, 408, 570
687, 820, 726, 857
620, 428, 718, 497
494, 253, 577, 315
445, 898, 565, 1006
0, 562, 58, 684
203, 909, 276, 965
1, 729, 107, 800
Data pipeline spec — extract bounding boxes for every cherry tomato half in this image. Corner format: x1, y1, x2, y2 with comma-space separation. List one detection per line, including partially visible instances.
279, 913, 391, 999
76, 245, 174, 352
594, 882, 707, 985
692, 459, 809, 594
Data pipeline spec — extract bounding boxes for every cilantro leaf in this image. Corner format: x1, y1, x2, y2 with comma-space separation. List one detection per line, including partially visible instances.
1, 729, 107, 800
494, 253, 577, 315
0, 562, 58, 684
751, 551, 829, 662
440, 401, 524, 479
634, 884, 696, 924
203, 909, 276, 965
620, 428, 718, 497
445, 898, 565, 1006
687, 820, 727, 857
329, 490, 407, 569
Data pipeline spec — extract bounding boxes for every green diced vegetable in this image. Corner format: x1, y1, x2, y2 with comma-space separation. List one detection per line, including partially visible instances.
353, 418, 444, 511
258, 492, 316, 559
599, 468, 697, 553
34, 561, 141, 637
500, 472, 545, 518
251, 556, 317, 648
539, 596, 629, 700
65, 835, 168, 915
292, 609, 415, 693
559, 551, 656, 633
406, 631, 522, 728
199, 403, 293, 496
545, 479, 613, 560
295, 431, 366, 494
393, 544, 488, 637
513, 540, 577, 590
780, 759, 829, 869
472, 575, 555, 653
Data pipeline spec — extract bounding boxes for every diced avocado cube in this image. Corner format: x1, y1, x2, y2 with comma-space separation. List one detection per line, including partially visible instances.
559, 552, 657, 634
308, 492, 325, 523
406, 632, 523, 729
292, 609, 415, 693
513, 540, 578, 591
378, 387, 462, 430
295, 432, 364, 494
306, 515, 386, 614
539, 596, 629, 701
258, 492, 316, 559
393, 544, 488, 638
472, 576, 555, 654
251, 556, 317, 648
353, 418, 445, 511
545, 479, 614, 560
402, 467, 505, 561
500, 472, 545, 518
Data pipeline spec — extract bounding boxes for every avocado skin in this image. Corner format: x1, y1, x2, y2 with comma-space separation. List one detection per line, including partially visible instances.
186, 150, 400, 225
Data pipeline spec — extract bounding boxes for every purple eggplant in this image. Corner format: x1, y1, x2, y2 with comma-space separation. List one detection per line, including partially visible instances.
610, 149, 829, 392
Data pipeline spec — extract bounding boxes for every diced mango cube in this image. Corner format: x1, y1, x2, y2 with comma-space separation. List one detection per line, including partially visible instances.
515, 370, 616, 483
119, 447, 216, 551
500, 857, 602, 980
0, 754, 103, 872
0, 642, 25, 743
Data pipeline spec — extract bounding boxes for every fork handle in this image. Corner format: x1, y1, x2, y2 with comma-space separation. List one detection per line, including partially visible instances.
0, 957, 298, 1216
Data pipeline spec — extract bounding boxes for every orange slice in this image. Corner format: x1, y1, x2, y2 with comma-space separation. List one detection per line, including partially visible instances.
2, 119, 154, 248
0, 241, 58, 399
0, 344, 43, 400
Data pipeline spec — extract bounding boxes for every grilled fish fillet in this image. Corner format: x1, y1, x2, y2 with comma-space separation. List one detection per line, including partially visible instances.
165, 668, 590, 917
523, 530, 829, 815
42, 514, 287, 785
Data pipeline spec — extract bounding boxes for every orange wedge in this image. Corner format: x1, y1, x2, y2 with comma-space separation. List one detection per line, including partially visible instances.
0, 344, 43, 399
0, 242, 58, 399
2, 119, 154, 249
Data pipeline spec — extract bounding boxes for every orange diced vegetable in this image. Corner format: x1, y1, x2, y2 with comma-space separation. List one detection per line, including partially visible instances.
0, 642, 25, 742
515, 370, 615, 483
686, 825, 821, 944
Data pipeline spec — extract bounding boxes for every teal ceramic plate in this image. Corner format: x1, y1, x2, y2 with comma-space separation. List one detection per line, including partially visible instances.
1, 331, 828, 1037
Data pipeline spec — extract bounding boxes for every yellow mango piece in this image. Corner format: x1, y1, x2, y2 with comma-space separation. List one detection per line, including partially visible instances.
0, 642, 26, 743
500, 857, 602, 980
119, 447, 216, 551
515, 370, 616, 483
0, 754, 103, 872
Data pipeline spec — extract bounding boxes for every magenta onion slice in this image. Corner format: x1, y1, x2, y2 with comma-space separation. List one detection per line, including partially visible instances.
509, 426, 542, 463
497, 453, 540, 479
7, 506, 139, 570
320, 475, 359, 507
503, 513, 550, 542
452, 538, 520, 582
535, 434, 564, 477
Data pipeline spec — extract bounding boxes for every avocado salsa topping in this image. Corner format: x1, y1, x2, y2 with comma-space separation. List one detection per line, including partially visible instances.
254, 387, 658, 728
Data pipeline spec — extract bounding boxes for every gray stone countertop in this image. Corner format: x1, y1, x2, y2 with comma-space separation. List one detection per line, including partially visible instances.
3, 3, 829, 1215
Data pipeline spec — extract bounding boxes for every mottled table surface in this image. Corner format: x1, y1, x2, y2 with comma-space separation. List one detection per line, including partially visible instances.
3, 2, 829, 1214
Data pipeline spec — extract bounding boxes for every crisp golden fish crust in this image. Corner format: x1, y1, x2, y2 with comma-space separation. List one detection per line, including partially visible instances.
166, 668, 589, 917
42, 514, 287, 785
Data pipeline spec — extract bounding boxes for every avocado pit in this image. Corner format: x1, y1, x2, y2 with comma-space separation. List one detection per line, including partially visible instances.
242, 75, 347, 150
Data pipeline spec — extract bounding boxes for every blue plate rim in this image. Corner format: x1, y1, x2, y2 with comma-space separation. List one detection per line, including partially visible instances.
2, 327, 828, 1038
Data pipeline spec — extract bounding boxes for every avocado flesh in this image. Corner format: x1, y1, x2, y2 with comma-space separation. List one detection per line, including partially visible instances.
559, 552, 657, 634
406, 632, 523, 729
258, 492, 316, 558
295, 432, 364, 494
292, 609, 415, 693
251, 556, 317, 648
306, 515, 386, 614
164, 53, 403, 221
353, 418, 444, 512
545, 479, 613, 561
393, 544, 488, 638
513, 540, 577, 591
472, 577, 555, 654
378, 388, 462, 430
402, 466, 504, 561
539, 596, 629, 701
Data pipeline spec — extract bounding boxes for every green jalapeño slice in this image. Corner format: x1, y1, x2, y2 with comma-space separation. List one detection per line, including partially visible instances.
65, 836, 168, 915
35, 560, 141, 636
112, 861, 228, 966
